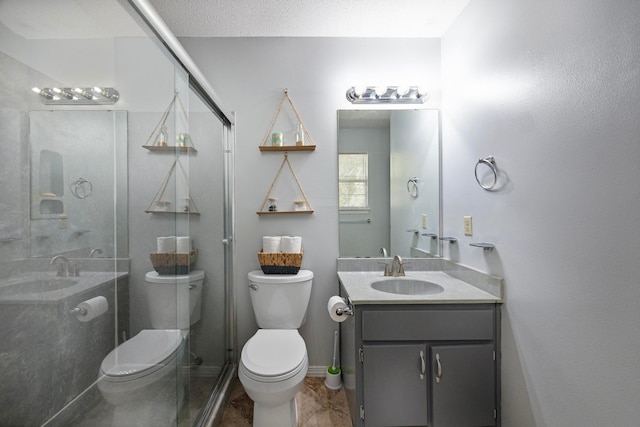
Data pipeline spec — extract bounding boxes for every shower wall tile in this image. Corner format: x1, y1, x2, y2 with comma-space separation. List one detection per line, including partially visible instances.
0, 277, 129, 426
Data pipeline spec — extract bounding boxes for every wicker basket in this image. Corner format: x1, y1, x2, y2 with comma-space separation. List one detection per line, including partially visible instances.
150, 250, 198, 275
257, 249, 303, 275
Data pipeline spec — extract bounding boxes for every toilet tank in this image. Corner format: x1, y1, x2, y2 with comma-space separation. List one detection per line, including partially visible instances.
145, 270, 205, 329
247, 270, 313, 329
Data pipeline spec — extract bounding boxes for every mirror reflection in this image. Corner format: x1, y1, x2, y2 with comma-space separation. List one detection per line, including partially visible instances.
29, 110, 128, 258
338, 109, 441, 258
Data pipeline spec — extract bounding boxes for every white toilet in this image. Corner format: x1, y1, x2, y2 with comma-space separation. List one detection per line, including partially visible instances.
239, 270, 313, 427
97, 270, 205, 426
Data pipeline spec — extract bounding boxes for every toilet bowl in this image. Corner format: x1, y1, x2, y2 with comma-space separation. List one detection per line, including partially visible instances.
239, 270, 313, 427
97, 270, 204, 426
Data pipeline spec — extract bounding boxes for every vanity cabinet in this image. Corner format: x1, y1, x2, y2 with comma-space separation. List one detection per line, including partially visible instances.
340, 284, 500, 427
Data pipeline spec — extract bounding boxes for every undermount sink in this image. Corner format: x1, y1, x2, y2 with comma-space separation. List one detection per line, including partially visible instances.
0, 278, 79, 297
371, 278, 444, 295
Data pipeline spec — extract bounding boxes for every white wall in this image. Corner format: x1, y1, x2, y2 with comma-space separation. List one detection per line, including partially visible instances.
442, 0, 640, 425
181, 37, 442, 368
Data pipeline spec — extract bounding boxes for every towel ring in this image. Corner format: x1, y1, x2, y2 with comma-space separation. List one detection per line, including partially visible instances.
70, 177, 93, 199
475, 157, 498, 190
407, 177, 419, 198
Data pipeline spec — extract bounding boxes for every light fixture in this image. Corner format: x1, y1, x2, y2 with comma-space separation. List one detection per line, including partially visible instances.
346, 85, 428, 104
31, 87, 54, 100
31, 86, 120, 105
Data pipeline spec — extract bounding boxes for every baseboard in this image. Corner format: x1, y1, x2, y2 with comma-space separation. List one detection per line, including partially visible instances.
188, 364, 328, 378
185, 364, 223, 378
307, 365, 329, 377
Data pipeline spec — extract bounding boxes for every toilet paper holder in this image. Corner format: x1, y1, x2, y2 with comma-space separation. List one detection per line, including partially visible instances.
69, 307, 88, 316
335, 298, 353, 316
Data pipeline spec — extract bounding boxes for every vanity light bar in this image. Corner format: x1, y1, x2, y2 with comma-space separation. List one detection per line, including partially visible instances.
346, 86, 428, 104
31, 87, 120, 105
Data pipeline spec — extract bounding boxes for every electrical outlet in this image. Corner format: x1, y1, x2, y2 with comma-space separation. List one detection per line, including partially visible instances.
464, 216, 473, 236
422, 214, 428, 229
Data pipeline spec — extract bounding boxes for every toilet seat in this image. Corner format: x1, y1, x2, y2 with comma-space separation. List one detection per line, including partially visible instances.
241, 330, 307, 382
100, 330, 183, 381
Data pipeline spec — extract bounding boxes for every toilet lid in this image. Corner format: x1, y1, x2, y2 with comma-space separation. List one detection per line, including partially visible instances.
101, 330, 182, 378
241, 330, 306, 378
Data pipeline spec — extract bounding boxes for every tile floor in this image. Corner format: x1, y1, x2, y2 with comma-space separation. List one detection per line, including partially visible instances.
68, 376, 216, 427
220, 377, 353, 427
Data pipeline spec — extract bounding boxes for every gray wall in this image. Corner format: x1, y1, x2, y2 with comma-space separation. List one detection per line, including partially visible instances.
442, 0, 640, 425
184, 6, 640, 422
389, 110, 440, 256
181, 37, 442, 370
338, 126, 390, 257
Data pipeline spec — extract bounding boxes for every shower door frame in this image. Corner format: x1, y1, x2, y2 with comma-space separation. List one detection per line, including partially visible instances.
123, 0, 237, 425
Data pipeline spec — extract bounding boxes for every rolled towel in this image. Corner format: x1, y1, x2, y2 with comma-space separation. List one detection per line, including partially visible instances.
157, 236, 176, 253
262, 236, 281, 253
176, 236, 192, 254
281, 235, 302, 253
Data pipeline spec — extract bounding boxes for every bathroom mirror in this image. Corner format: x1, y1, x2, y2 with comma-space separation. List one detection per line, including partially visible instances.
29, 110, 128, 258
338, 109, 441, 258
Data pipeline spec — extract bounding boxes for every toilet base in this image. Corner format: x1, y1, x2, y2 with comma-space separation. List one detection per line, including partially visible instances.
253, 398, 298, 427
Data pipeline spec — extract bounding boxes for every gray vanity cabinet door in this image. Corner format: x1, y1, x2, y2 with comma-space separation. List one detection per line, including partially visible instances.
362, 343, 428, 427
431, 343, 496, 427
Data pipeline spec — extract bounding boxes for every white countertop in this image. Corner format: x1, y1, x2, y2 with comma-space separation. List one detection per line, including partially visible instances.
338, 270, 502, 305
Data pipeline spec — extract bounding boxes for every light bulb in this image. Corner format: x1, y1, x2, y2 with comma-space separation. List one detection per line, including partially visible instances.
375, 86, 387, 96
396, 85, 410, 96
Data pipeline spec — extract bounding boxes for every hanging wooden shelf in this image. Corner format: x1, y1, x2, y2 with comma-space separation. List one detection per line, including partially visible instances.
146, 157, 200, 215
145, 210, 200, 215
142, 93, 198, 152
144, 145, 197, 153
259, 145, 315, 152
259, 89, 316, 152
257, 210, 314, 216
257, 153, 313, 215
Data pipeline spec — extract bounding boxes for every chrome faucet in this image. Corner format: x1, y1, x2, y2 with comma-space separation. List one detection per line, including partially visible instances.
391, 255, 405, 277
90, 248, 104, 258
50, 255, 78, 277
379, 247, 388, 257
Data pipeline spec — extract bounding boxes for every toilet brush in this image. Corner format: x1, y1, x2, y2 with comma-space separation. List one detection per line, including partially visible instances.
328, 330, 340, 375
325, 331, 342, 389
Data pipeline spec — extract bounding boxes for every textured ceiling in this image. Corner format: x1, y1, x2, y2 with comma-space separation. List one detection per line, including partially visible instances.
0, 0, 145, 39
147, 0, 471, 38
0, 0, 470, 40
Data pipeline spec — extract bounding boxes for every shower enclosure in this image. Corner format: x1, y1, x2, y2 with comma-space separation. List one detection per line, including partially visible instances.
0, 0, 235, 426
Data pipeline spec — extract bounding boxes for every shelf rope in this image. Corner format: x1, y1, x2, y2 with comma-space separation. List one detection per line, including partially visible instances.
257, 153, 312, 213
260, 89, 316, 147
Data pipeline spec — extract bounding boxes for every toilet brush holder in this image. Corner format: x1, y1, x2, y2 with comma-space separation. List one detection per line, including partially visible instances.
325, 366, 342, 390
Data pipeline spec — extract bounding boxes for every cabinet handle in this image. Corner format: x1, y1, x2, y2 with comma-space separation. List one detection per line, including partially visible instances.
435, 353, 442, 384
419, 350, 425, 380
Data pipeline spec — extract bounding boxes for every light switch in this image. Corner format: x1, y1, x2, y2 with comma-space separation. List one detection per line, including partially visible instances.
464, 216, 473, 236
422, 214, 428, 229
